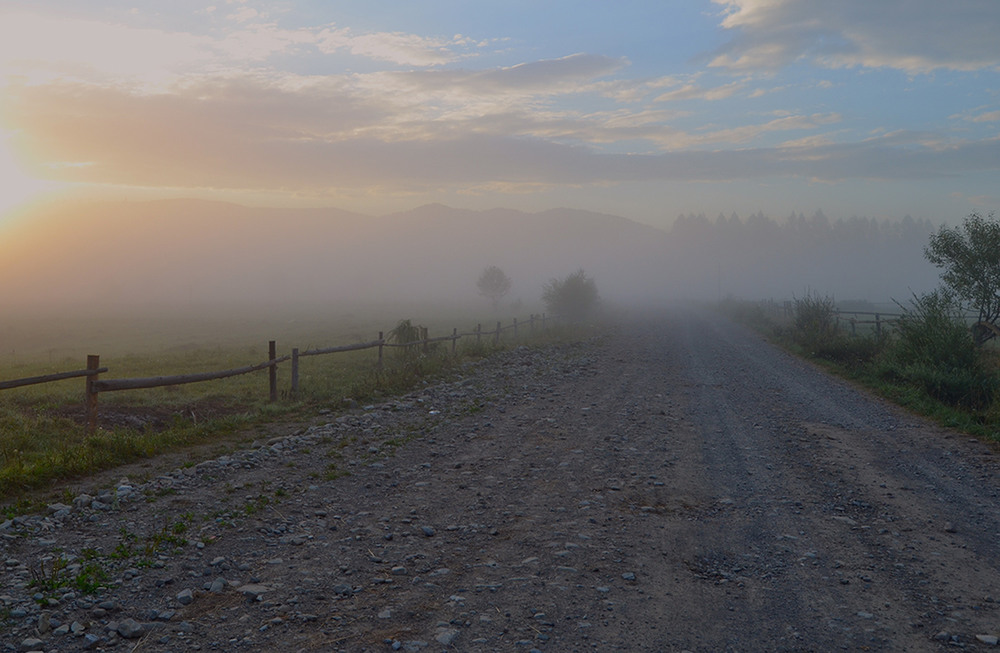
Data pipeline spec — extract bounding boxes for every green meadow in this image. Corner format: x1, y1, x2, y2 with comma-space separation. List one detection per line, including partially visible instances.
0, 304, 562, 507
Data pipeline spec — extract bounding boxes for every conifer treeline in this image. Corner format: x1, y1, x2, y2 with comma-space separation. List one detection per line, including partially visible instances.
660, 210, 940, 303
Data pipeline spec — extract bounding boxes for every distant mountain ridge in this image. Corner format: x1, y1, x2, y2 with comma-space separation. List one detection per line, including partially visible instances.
0, 198, 672, 312
0, 198, 941, 313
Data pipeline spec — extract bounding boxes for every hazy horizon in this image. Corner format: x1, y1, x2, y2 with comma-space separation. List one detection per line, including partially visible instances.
0, 1, 996, 332
0, 197, 942, 318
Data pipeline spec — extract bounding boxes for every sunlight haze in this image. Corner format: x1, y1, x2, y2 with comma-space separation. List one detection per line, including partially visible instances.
0, 0, 997, 313
0, 1, 997, 227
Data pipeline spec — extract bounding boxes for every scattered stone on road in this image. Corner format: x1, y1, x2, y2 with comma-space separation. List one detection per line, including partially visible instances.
4, 309, 1000, 651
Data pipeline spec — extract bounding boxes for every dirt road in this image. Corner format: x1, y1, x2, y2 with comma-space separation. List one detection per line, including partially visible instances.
3, 308, 1000, 652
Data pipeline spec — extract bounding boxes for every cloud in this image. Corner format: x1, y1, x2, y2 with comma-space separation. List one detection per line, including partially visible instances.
654, 79, 747, 102
316, 27, 468, 66
709, 0, 1000, 73
377, 54, 627, 100
970, 110, 1000, 123
0, 8, 488, 93
686, 113, 842, 146
4, 77, 996, 194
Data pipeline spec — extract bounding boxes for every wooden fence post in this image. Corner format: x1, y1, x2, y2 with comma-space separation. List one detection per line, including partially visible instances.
530, 314, 535, 333
875, 313, 882, 338
513, 318, 518, 339
86, 354, 100, 435
495, 321, 501, 345
268, 340, 277, 402
377, 331, 384, 369
452, 327, 458, 354
476, 324, 481, 345
291, 348, 299, 397
421, 327, 429, 354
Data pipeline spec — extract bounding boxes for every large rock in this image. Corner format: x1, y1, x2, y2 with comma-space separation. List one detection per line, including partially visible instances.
117, 618, 145, 639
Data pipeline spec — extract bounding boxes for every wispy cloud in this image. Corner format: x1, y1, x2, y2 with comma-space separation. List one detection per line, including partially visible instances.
316, 27, 472, 66
969, 110, 1000, 123
654, 80, 746, 102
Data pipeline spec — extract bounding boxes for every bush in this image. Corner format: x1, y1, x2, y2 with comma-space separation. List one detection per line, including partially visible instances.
387, 319, 424, 361
880, 290, 995, 408
792, 293, 837, 352
542, 270, 599, 321
812, 335, 884, 370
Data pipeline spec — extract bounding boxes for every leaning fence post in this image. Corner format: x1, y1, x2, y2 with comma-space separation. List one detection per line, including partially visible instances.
530, 314, 535, 333
421, 326, 429, 354
291, 348, 299, 397
86, 354, 100, 435
513, 318, 518, 339
452, 327, 458, 354
875, 313, 882, 338
495, 321, 501, 345
377, 331, 384, 369
476, 324, 481, 345
268, 340, 277, 402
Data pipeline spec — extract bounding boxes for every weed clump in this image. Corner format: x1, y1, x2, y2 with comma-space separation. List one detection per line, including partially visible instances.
787, 293, 883, 370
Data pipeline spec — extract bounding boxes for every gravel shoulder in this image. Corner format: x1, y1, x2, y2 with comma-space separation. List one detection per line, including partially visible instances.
4, 308, 1000, 652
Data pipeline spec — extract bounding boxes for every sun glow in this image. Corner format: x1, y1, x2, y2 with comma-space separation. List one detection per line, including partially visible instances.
0, 128, 59, 220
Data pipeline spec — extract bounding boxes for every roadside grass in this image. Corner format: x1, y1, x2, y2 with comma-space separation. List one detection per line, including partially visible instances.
722, 298, 1000, 442
0, 311, 575, 508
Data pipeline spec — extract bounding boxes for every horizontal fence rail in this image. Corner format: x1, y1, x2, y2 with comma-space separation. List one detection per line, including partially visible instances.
0, 366, 108, 391
0, 313, 554, 433
834, 311, 901, 337
298, 339, 385, 357
92, 356, 292, 392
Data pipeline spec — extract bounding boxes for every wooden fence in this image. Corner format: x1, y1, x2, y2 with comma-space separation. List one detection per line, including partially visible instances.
0, 313, 553, 433
760, 301, 902, 336
833, 310, 901, 337
756, 299, 1000, 343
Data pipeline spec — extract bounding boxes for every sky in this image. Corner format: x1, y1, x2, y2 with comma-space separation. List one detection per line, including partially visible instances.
0, 0, 998, 230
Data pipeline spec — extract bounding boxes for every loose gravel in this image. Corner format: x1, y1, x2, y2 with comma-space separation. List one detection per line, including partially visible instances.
4, 308, 1000, 652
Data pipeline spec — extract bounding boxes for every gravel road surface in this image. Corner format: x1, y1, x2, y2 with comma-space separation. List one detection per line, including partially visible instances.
3, 308, 1000, 652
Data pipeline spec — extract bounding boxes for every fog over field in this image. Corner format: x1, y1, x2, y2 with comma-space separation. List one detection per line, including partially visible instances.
0, 198, 940, 323
0, 1, 996, 349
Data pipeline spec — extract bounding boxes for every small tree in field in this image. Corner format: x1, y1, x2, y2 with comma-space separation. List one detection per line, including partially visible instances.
542, 269, 599, 321
924, 212, 1000, 344
476, 266, 512, 310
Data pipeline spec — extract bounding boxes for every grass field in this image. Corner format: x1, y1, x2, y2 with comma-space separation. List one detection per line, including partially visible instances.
0, 303, 565, 508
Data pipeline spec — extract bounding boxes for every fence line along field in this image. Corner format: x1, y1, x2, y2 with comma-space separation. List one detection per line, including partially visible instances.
0, 308, 560, 503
